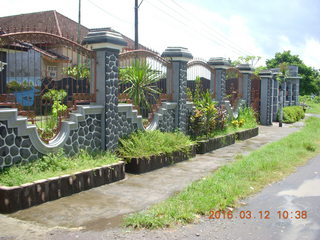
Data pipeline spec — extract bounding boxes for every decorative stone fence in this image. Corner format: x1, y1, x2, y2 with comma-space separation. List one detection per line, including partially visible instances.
258, 67, 301, 125
0, 105, 104, 170
0, 28, 301, 170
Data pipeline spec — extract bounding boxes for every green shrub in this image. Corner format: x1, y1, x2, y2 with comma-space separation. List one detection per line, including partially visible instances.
118, 130, 194, 159
282, 106, 305, 123
300, 95, 320, 104
236, 107, 258, 129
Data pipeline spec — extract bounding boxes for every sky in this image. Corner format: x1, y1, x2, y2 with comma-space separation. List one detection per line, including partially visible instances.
0, 0, 319, 68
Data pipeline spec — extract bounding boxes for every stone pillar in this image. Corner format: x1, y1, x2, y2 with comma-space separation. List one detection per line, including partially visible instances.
293, 78, 300, 105
161, 47, 193, 133
208, 57, 230, 103
288, 78, 300, 106
237, 64, 253, 106
83, 28, 127, 151
287, 80, 293, 106
259, 70, 274, 125
287, 66, 300, 106
209, 68, 215, 98
272, 78, 279, 121
280, 81, 286, 107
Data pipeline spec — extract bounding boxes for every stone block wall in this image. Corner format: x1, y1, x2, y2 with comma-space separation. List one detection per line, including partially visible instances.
117, 104, 143, 138
0, 105, 104, 170
158, 108, 176, 132
0, 121, 42, 168
63, 114, 102, 156
116, 102, 178, 137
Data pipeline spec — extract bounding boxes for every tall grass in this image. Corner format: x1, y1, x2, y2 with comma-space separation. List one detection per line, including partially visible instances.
124, 117, 320, 229
0, 150, 120, 186
118, 130, 194, 159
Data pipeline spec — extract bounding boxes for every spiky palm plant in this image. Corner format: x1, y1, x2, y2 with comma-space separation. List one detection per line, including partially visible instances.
119, 60, 161, 110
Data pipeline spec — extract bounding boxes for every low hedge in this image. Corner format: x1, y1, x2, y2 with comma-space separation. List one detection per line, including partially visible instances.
282, 106, 305, 123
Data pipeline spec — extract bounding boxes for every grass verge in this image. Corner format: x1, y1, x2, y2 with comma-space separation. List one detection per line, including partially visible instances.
307, 102, 320, 114
0, 150, 120, 186
117, 130, 194, 159
124, 117, 320, 229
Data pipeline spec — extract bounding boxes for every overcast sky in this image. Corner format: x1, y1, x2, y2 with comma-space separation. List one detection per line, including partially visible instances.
1, 0, 319, 68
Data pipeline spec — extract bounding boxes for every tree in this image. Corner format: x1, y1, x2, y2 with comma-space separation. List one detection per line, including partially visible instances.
230, 56, 262, 67
230, 55, 266, 75
266, 51, 320, 95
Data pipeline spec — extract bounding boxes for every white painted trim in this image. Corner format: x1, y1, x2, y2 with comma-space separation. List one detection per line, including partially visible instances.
0, 105, 104, 154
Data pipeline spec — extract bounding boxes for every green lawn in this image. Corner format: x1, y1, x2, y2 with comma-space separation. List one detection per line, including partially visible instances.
306, 102, 320, 114
299, 95, 320, 114
124, 117, 320, 229
0, 150, 120, 187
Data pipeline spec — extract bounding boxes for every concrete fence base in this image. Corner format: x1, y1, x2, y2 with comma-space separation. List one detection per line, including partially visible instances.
125, 145, 197, 174
0, 161, 125, 213
236, 127, 259, 141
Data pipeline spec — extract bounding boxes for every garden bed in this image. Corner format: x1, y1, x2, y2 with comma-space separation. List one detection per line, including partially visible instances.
196, 127, 259, 154
0, 161, 125, 213
125, 145, 196, 174
236, 127, 259, 141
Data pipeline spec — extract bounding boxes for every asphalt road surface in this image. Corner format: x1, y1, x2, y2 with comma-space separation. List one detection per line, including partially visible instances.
48, 153, 320, 240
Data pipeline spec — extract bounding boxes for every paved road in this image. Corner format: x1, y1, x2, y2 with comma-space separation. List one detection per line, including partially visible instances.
47, 153, 320, 240
0, 123, 308, 239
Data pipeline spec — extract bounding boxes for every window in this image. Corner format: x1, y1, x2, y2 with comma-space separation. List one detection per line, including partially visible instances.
47, 66, 57, 79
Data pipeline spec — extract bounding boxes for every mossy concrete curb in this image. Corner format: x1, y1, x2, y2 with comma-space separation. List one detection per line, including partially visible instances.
125, 145, 197, 174
236, 127, 259, 141
196, 127, 259, 154
0, 161, 125, 214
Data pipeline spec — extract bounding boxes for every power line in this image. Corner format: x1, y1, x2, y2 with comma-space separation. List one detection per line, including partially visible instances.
146, 0, 246, 56
154, 0, 243, 55
85, 0, 131, 24
166, 0, 254, 56
169, 0, 256, 56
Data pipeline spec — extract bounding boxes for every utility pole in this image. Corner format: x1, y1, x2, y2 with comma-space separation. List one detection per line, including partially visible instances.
134, 0, 144, 50
135, 0, 139, 50
77, 0, 81, 44
77, 0, 81, 66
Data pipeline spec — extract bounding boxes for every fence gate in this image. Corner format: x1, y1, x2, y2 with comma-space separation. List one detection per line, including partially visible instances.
250, 74, 261, 114
0, 31, 96, 142
226, 68, 243, 107
187, 59, 215, 99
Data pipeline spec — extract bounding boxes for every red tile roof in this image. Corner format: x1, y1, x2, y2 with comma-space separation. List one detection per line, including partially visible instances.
0, 10, 152, 51
0, 10, 88, 42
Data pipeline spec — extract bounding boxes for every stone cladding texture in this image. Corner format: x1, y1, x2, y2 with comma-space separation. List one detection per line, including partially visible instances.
220, 69, 226, 101
0, 112, 103, 170
0, 121, 42, 170
117, 111, 138, 138
158, 109, 176, 132
266, 78, 272, 125
247, 75, 251, 106
64, 114, 102, 156
177, 62, 188, 132
105, 51, 120, 150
